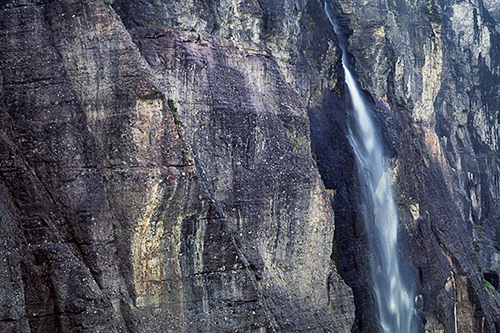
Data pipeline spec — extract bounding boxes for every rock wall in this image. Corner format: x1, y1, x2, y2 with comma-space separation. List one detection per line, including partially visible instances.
3, 0, 500, 331
0, 0, 355, 332
322, 0, 500, 331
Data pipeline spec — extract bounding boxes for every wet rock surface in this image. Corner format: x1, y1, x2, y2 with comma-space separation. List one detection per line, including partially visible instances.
321, 0, 500, 331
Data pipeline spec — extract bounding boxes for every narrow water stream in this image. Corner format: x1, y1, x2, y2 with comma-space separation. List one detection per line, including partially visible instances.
325, 2, 418, 331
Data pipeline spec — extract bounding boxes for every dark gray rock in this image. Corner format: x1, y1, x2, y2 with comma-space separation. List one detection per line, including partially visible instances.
6, 0, 500, 331
0, 0, 355, 332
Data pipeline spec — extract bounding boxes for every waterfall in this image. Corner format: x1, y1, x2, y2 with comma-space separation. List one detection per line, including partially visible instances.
325, 2, 418, 332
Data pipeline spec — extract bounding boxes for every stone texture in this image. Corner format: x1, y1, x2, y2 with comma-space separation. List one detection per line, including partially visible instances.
6, 0, 500, 331
0, 0, 354, 332
320, 0, 500, 331
127, 22, 348, 333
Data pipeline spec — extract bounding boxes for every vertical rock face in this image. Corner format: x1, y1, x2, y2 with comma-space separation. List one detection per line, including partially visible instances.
0, 0, 355, 332
322, 0, 500, 331
4, 0, 500, 331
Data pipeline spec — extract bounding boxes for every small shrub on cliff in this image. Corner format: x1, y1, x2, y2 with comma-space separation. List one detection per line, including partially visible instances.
331, 233, 338, 266
484, 279, 496, 291
167, 98, 178, 116
422, 0, 441, 22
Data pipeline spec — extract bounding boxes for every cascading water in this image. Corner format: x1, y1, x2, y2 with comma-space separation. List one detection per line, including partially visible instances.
325, 2, 418, 332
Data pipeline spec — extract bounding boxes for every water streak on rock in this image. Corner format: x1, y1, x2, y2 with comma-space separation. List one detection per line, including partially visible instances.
325, 2, 417, 331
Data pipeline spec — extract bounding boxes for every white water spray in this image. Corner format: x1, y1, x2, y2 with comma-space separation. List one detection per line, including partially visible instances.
325, 2, 417, 332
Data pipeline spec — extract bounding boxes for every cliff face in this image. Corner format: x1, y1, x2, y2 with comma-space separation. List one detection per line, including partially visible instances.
3, 0, 500, 332
324, 0, 500, 331
0, 0, 353, 332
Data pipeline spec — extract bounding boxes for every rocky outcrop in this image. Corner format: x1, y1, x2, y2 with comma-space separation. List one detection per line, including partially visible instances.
322, 0, 500, 331
5, 0, 500, 331
0, 0, 354, 332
